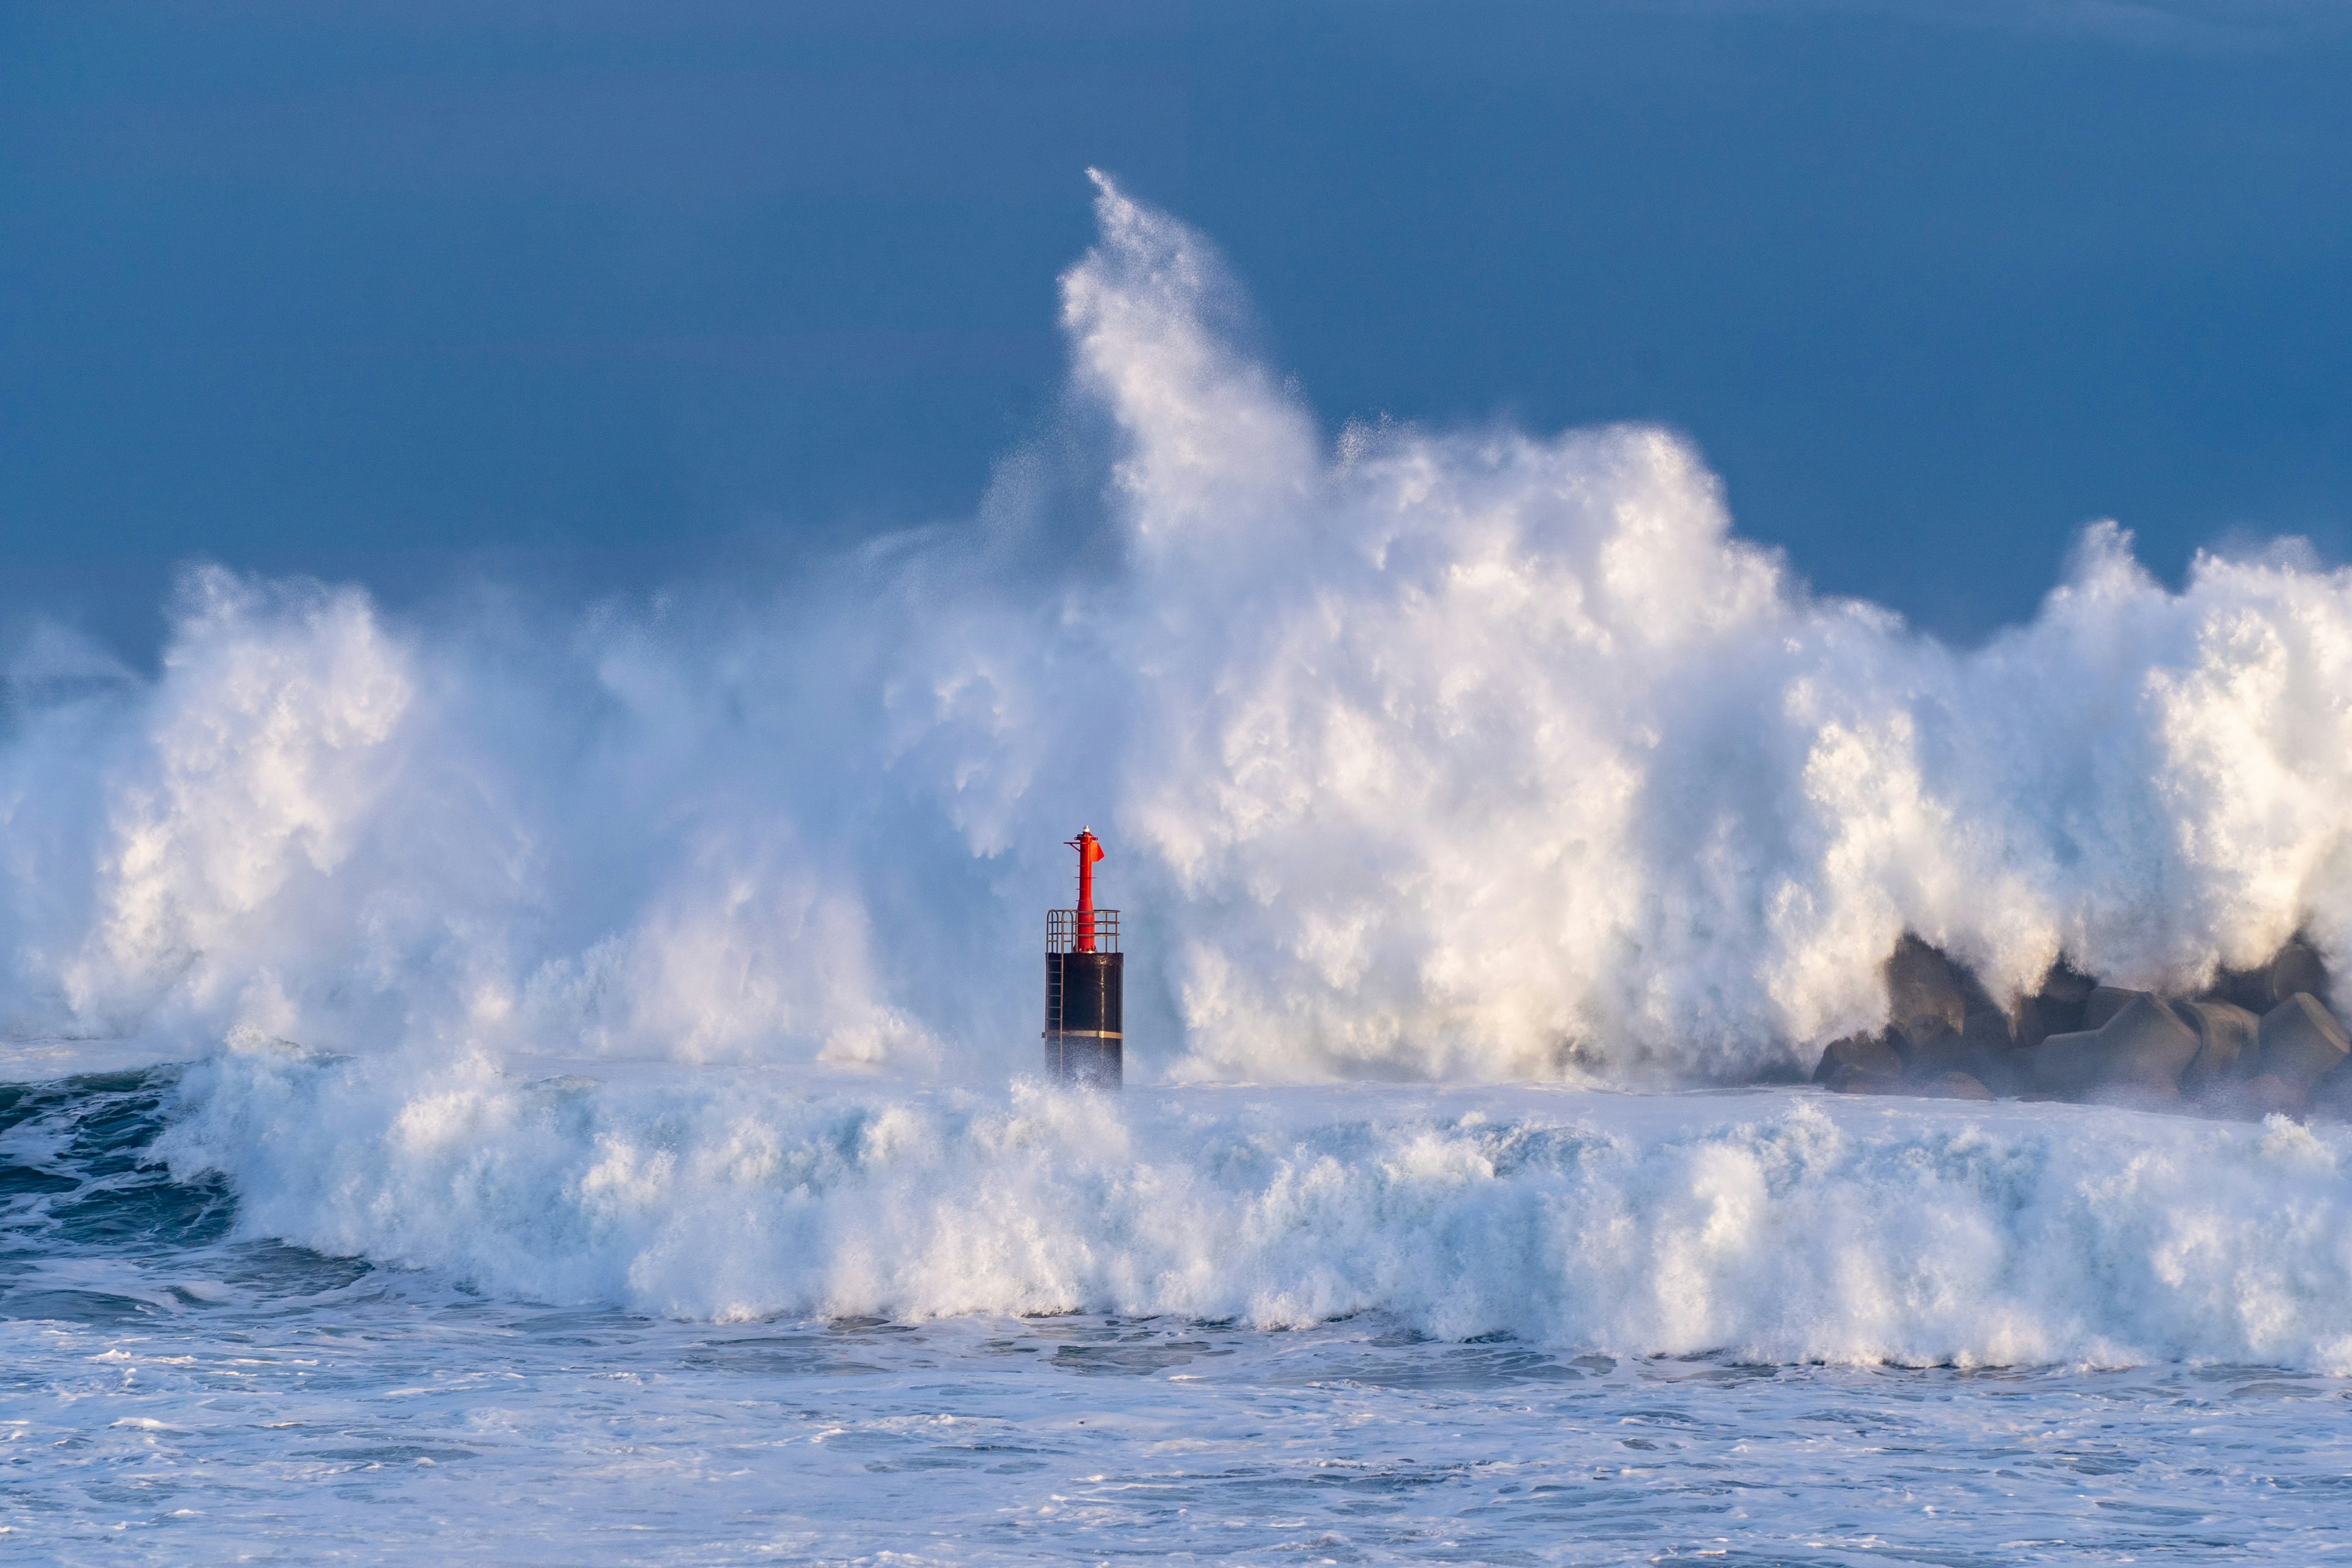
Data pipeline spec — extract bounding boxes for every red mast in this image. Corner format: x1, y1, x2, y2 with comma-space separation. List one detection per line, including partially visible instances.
1044, 826, 1121, 1087
1068, 827, 1105, 952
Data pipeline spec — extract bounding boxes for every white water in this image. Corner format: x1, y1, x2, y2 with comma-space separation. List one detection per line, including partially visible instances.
15, 1068, 2352, 1562
10, 176, 2352, 1562
17, 1297, 2352, 1565
6, 176, 2352, 1090
151, 1054, 2352, 1373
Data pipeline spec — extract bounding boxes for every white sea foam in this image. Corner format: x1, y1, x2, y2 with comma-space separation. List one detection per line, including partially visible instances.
5, 173, 2352, 1086
158, 1050, 2352, 1369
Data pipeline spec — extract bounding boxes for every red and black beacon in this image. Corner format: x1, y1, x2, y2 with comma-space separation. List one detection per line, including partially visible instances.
1044, 827, 1122, 1087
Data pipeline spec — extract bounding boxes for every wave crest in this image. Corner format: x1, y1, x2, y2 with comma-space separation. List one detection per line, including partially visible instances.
156, 1054, 2352, 1369
3, 176, 2352, 1081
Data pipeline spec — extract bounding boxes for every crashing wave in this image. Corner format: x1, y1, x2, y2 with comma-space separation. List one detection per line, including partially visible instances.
4, 175, 2352, 1085
133, 1049, 2352, 1369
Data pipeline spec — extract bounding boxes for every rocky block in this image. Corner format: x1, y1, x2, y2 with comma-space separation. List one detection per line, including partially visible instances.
1913, 1070, 1997, 1101
1902, 1009, 2021, 1095
1963, 1009, 2026, 1096
1827, 1063, 1907, 1095
1890, 1012, 1956, 1066
2082, 986, 2143, 1033
1885, 935, 1999, 1039
2255, 992, 2351, 1090
1962, 1009, 2015, 1050
1813, 1032, 1902, 1085
2169, 999, 2260, 1097
2272, 941, 2331, 1009
1816, 930, 2342, 1123
2207, 963, 2274, 1016
2026, 993, 2199, 1102
2026, 1030, 2103, 1099
2014, 961, 2097, 1052
2097, 992, 2204, 1090
2209, 937, 2333, 1015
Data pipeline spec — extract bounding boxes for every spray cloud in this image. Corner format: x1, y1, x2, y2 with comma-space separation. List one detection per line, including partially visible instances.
6, 175, 2352, 1085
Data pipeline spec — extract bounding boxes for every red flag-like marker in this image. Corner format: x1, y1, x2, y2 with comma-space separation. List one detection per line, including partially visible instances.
1068, 827, 1105, 951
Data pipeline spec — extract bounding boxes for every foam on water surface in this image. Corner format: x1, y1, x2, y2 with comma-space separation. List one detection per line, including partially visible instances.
17, 1302, 2352, 1565
144, 1054, 2352, 1371
7, 1067, 2352, 1563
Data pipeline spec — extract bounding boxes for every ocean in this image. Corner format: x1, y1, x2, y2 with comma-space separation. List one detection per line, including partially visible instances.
8, 1062, 2352, 1563
9, 175, 2352, 1562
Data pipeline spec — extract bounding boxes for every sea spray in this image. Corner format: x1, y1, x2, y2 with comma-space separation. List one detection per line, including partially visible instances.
5, 177, 2352, 1084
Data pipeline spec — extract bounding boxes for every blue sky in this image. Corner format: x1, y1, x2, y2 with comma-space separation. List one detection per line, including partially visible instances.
5, 0, 2348, 655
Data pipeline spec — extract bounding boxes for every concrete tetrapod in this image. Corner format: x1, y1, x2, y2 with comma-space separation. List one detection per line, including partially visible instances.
2208, 937, 2332, 1016
2169, 999, 2260, 1098
2014, 963, 2096, 1052
2256, 992, 2350, 1090
2082, 986, 2144, 1033
2190, 994, 2347, 1119
1807, 933, 2352, 1123
2269, 943, 2331, 1012
1883, 935, 1985, 1038
2026, 992, 2199, 1107
2089, 993, 2203, 1106
1912, 1071, 1997, 1101
2026, 1030, 2101, 1100
1899, 1011, 2019, 1096
1812, 1032, 1902, 1085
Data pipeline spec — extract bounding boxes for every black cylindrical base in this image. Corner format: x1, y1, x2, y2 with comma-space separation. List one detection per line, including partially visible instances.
1044, 1032, 1122, 1088
1046, 950, 1123, 1087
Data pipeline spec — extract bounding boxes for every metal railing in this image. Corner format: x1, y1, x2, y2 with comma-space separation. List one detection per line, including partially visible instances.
1046, 908, 1120, 954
